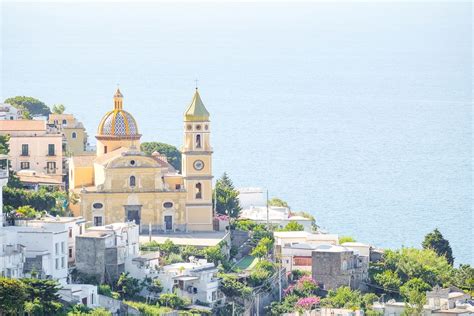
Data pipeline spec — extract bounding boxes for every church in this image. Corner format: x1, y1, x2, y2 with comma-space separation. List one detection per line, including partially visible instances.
69, 88, 214, 232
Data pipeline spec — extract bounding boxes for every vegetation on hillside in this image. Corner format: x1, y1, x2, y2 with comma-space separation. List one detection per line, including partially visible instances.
4, 96, 51, 117
140, 142, 181, 171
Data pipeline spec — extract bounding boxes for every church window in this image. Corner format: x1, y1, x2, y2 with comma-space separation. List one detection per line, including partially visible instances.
163, 202, 173, 208
72, 132, 77, 139
62, 119, 67, 125
187, 124, 192, 130
196, 125, 202, 130
93, 216, 103, 226
205, 125, 209, 130
196, 135, 201, 148
130, 176, 136, 187
104, 146, 108, 154
93, 202, 103, 209
195, 183, 202, 199
130, 160, 136, 166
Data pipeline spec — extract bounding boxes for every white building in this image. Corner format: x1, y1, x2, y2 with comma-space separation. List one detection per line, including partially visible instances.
3, 225, 68, 284
58, 284, 99, 308
0, 103, 22, 120
238, 188, 314, 231
0, 155, 26, 278
373, 286, 474, 315
128, 252, 161, 280
75, 222, 139, 283
18, 216, 86, 265
158, 259, 222, 306
274, 231, 339, 249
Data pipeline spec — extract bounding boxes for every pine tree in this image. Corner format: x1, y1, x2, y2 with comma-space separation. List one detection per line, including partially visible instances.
422, 228, 454, 265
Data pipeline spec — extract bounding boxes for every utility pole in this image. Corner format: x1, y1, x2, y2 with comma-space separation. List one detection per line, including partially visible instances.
278, 266, 282, 301
266, 189, 269, 229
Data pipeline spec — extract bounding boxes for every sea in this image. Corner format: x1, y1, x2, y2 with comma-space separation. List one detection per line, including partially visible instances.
1, 1, 472, 265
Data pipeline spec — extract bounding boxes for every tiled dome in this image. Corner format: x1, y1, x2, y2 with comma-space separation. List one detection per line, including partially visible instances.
97, 88, 140, 138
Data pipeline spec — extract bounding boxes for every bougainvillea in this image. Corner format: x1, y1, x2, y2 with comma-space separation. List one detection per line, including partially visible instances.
296, 296, 321, 310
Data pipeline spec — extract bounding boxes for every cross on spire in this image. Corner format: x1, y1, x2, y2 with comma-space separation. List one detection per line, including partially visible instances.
194, 78, 199, 90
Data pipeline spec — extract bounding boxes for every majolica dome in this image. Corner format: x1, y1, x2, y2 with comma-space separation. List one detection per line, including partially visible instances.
97, 88, 140, 139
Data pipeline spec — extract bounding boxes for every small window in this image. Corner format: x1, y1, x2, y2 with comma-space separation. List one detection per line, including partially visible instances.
104, 146, 108, 154
195, 183, 202, 199
47, 162, 56, 174
205, 125, 209, 130
175, 184, 181, 190
20, 162, 30, 170
93, 202, 103, 209
55, 258, 59, 270
163, 202, 173, 208
69, 228, 72, 238
130, 160, 136, 166
62, 119, 67, 125
68, 247, 73, 258
196, 125, 202, 130
21, 144, 29, 156
48, 144, 55, 156
61, 257, 65, 268
72, 132, 77, 139
187, 124, 192, 130
130, 176, 136, 187
61, 241, 65, 254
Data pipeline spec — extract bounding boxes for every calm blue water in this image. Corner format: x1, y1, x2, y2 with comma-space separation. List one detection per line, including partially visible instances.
1, 2, 472, 264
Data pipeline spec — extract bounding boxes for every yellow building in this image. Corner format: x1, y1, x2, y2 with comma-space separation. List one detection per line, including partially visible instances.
69, 88, 214, 232
48, 114, 88, 156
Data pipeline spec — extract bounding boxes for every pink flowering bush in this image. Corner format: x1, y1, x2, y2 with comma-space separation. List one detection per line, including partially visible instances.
296, 296, 321, 310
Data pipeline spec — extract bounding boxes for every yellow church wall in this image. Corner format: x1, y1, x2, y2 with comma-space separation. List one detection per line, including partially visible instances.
63, 128, 86, 156
182, 154, 212, 177
70, 166, 94, 189
80, 191, 188, 231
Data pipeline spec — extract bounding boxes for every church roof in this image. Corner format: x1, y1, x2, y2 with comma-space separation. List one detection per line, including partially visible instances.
184, 89, 210, 122
97, 89, 140, 139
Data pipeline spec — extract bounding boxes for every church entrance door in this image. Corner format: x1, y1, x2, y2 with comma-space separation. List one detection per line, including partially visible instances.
164, 215, 173, 231
125, 206, 141, 225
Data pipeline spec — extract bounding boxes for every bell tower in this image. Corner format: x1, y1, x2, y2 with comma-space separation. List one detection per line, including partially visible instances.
182, 89, 213, 231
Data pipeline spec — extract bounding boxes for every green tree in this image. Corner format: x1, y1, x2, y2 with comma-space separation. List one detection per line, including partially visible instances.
339, 236, 356, 244
205, 245, 225, 265
277, 221, 304, 232
159, 239, 180, 256
401, 289, 426, 316
268, 197, 289, 208
453, 264, 474, 291
51, 104, 66, 114
321, 286, 362, 309
373, 270, 402, 292
146, 278, 163, 295
140, 142, 181, 171
23, 278, 63, 314
15, 205, 40, 219
214, 173, 241, 218
219, 274, 252, 299
0, 277, 28, 314
159, 293, 187, 309
115, 272, 142, 300
400, 278, 431, 301
422, 229, 454, 265
5, 96, 51, 116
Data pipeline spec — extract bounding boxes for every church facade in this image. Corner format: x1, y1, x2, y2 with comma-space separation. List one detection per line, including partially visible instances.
69, 88, 214, 232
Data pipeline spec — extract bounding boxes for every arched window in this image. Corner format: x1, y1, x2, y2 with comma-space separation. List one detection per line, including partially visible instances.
195, 183, 202, 199
72, 132, 77, 139
62, 119, 67, 125
130, 176, 136, 187
196, 135, 201, 148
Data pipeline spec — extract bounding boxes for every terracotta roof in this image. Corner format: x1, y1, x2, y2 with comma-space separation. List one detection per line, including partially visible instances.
0, 120, 46, 131
18, 173, 62, 185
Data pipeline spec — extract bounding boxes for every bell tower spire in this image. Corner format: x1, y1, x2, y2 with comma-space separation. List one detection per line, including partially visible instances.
182, 88, 213, 231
